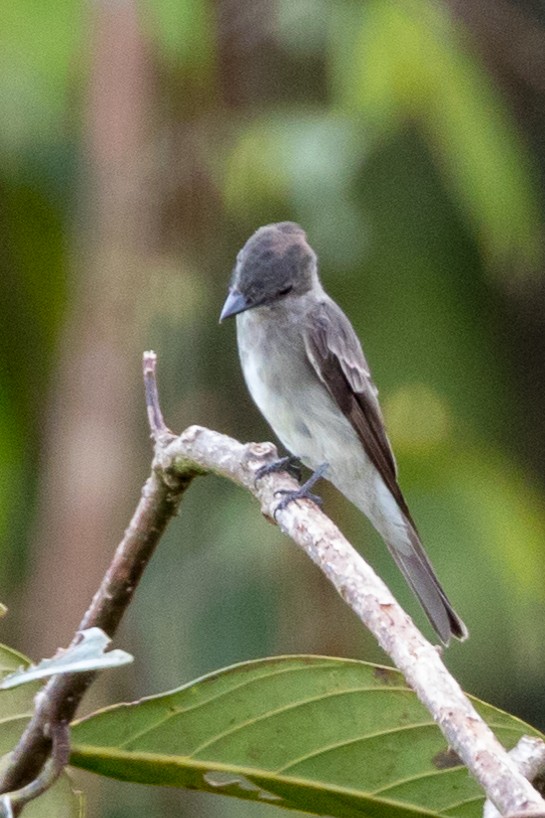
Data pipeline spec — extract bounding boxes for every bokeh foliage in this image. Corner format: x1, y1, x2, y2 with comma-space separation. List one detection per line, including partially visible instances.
1, 0, 545, 816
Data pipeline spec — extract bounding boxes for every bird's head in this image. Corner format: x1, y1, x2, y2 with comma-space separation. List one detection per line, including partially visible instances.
220, 222, 317, 321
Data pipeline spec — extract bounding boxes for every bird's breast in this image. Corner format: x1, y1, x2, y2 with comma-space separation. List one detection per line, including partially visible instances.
235, 307, 358, 470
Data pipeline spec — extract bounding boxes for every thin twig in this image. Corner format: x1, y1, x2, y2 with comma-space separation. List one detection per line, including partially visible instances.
2, 352, 544, 818
485, 738, 545, 818
0, 722, 70, 817
143, 351, 169, 438
0, 354, 198, 802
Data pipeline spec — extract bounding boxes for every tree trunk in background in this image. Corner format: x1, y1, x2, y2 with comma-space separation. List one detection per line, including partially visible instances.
21, 0, 154, 657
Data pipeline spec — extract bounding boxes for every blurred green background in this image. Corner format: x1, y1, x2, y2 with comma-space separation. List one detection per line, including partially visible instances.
2, 0, 545, 815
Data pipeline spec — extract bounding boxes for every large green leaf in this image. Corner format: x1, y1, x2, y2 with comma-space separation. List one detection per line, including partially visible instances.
70, 655, 542, 817
0, 643, 84, 817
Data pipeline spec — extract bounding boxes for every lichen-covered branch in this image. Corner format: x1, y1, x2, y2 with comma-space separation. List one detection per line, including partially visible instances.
154, 422, 545, 815
1, 351, 543, 818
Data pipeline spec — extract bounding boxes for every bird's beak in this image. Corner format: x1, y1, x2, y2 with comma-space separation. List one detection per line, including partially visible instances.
219, 289, 252, 322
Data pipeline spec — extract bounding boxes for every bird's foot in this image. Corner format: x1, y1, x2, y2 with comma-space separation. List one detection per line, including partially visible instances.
255, 455, 303, 485
273, 462, 329, 518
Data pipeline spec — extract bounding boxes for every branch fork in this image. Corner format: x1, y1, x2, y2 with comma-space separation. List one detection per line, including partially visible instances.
0, 350, 543, 818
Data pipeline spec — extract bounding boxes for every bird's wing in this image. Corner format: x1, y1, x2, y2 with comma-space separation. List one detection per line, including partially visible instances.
304, 298, 467, 643
303, 298, 413, 523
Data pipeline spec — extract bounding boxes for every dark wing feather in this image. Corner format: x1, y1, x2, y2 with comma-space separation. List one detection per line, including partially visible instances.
303, 298, 467, 643
303, 298, 415, 526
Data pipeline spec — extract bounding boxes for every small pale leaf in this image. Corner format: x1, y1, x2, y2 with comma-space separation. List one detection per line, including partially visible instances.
0, 629, 132, 690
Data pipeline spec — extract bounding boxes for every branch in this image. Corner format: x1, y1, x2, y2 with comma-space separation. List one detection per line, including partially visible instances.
0, 355, 198, 800
0, 722, 70, 818
484, 738, 545, 818
148, 361, 545, 816
1, 351, 544, 818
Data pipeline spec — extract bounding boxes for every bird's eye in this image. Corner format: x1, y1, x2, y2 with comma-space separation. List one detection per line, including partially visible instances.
278, 285, 293, 296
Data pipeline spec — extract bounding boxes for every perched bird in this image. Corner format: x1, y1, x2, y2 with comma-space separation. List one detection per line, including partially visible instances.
220, 221, 467, 644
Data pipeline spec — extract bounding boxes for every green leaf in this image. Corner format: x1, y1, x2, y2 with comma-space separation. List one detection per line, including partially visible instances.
70, 656, 542, 817
332, 0, 541, 269
0, 643, 85, 817
5, 774, 86, 818
0, 643, 39, 754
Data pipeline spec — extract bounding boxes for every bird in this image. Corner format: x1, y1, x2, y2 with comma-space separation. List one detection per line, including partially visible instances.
220, 221, 467, 644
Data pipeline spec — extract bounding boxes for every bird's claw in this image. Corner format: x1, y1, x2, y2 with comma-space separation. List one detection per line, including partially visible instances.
273, 486, 323, 517
272, 462, 328, 519
254, 455, 303, 486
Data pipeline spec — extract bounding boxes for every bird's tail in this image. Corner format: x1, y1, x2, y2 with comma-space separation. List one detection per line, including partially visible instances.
386, 523, 467, 645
